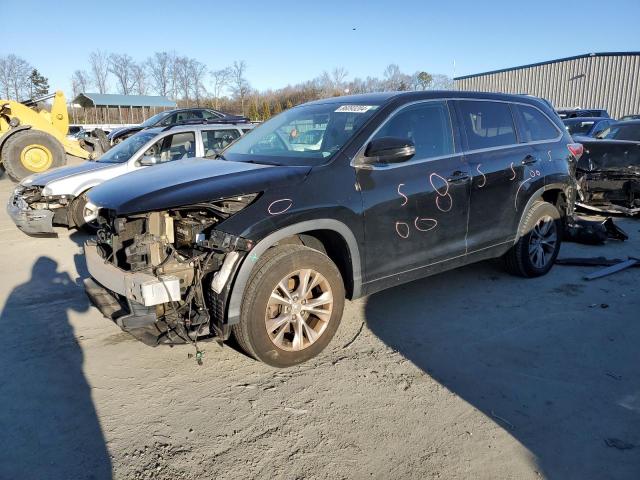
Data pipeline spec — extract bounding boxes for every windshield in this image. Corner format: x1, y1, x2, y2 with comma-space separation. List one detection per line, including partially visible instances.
140, 111, 170, 127
601, 124, 640, 141
96, 131, 157, 163
223, 102, 381, 165
564, 120, 594, 136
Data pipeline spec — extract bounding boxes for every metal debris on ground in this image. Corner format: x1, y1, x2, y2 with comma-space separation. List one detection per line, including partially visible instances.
491, 410, 515, 430
604, 438, 635, 450
584, 258, 639, 281
564, 216, 628, 245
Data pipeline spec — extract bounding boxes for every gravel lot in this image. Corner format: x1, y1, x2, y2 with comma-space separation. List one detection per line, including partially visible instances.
0, 173, 638, 480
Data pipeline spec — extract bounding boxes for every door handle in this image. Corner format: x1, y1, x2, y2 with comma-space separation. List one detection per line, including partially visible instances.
447, 170, 469, 182
522, 155, 537, 165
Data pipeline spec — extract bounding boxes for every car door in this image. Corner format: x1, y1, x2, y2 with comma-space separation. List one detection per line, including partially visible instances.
456, 99, 536, 251
355, 100, 470, 284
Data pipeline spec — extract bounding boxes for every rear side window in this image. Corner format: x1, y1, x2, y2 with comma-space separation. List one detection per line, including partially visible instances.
517, 105, 560, 142
373, 101, 454, 160
202, 129, 241, 157
458, 100, 517, 150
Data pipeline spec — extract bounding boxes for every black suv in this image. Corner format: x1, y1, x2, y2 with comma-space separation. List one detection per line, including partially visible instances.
108, 108, 249, 144
84, 91, 579, 367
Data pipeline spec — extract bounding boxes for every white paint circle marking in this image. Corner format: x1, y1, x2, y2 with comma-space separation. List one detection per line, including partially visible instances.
268, 198, 293, 215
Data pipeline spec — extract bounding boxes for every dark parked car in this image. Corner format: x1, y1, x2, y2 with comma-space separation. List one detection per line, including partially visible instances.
107, 108, 249, 144
84, 91, 579, 367
618, 114, 640, 121
557, 108, 609, 119
563, 117, 616, 138
575, 120, 640, 215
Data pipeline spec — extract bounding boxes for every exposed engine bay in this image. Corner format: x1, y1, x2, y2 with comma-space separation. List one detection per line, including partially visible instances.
576, 139, 640, 216
87, 195, 256, 346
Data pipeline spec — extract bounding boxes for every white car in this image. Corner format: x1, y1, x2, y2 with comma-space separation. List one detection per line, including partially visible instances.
7, 122, 253, 235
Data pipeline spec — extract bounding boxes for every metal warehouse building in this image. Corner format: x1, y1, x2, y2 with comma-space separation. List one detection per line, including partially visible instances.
454, 52, 640, 119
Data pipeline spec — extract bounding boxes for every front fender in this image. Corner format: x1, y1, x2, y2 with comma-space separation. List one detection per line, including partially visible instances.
225, 219, 362, 325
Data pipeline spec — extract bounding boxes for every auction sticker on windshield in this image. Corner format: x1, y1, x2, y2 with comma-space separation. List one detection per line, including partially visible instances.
334, 105, 377, 113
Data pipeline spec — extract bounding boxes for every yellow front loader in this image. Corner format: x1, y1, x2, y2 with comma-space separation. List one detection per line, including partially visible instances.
0, 91, 96, 181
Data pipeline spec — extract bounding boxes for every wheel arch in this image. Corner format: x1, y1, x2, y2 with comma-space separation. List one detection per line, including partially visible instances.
514, 183, 568, 243
0, 125, 33, 155
226, 219, 362, 325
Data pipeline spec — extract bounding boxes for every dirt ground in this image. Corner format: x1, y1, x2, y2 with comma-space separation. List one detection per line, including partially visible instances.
0, 174, 639, 480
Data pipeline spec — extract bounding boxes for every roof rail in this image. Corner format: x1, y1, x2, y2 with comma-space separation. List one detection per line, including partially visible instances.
161, 116, 251, 131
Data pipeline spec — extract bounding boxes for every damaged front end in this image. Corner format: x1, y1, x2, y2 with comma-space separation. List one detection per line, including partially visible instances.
6, 184, 73, 236
84, 195, 257, 345
575, 139, 640, 216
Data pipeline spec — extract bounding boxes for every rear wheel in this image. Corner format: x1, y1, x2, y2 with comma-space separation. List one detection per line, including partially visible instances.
232, 244, 345, 367
1, 130, 66, 181
503, 201, 562, 277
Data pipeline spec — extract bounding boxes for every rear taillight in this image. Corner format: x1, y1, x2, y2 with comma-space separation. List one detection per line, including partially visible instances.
567, 143, 584, 160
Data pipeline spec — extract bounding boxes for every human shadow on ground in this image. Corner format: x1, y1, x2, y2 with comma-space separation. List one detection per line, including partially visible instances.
0, 257, 112, 479
365, 260, 640, 480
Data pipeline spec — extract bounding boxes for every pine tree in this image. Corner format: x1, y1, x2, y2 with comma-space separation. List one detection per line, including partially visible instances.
248, 101, 259, 121
285, 99, 293, 110
260, 100, 271, 121
28, 69, 49, 98
272, 101, 282, 115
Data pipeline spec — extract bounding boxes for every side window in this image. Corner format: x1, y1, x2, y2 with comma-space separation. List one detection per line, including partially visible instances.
202, 110, 223, 120
517, 104, 560, 142
159, 113, 177, 126
174, 111, 198, 123
458, 100, 517, 150
142, 132, 196, 163
202, 129, 240, 157
372, 101, 454, 160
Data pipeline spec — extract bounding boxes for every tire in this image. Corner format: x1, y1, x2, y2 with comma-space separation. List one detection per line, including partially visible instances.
1, 130, 66, 182
503, 201, 562, 277
232, 244, 345, 367
71, 192, 99, 233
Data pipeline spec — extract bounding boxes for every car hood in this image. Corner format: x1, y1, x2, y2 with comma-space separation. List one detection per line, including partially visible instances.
88, 157, 311, 215
109, 126, 143, 139
24, 161, 114, 186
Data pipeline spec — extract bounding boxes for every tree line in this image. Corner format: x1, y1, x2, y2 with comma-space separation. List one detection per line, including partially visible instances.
0, 54, 50, 100
1, 51, 454, 122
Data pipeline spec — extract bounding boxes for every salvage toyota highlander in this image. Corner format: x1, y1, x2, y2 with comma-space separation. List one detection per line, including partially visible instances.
84, 91, 580, 367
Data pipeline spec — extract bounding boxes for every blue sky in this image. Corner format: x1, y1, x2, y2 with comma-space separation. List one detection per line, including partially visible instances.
2, 0, 639, 96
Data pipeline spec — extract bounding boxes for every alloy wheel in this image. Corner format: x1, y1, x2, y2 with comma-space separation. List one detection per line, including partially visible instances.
528, 215, 557, 269
265, 269, 333, 351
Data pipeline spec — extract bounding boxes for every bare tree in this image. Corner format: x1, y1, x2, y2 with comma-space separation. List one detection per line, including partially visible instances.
331, 67, 349, 91
230, 60, 250, 115
89, 50, 110, 94
210, 67, 231, 109
174, 56, 192, 105
131, 62, 148, 95
147, 52, 172, 96
0, 54, 32, 100
71, 70, 91, 98
189, 59, 207, 106
383, 64, 412, 91
109, 53, 136, 95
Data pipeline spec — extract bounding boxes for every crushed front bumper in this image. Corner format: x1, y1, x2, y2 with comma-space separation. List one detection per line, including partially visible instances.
84, 242, 181, 306
6, 193, 56, 236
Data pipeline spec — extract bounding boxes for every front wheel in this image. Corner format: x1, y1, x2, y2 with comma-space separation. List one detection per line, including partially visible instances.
232, 244, 345, 367
71, 192, 99, 233
1, 130, 66, 181
503, 201, 562, 277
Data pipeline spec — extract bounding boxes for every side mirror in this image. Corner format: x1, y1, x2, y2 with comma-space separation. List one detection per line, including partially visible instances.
139, 155, 159, 166
363, 137, 415, 164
